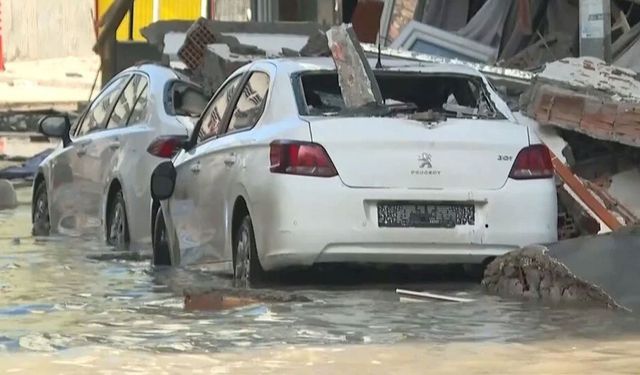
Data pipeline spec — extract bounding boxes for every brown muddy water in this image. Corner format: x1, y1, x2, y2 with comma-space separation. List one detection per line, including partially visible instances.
1, 187, 640, 373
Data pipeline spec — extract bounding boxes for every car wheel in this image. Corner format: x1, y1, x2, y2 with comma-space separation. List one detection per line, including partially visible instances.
233, 215, 264, 287
106, 190, 129, 249
32, 182, 50, 236
462, 263, 486, 280
152, 208, 172, 266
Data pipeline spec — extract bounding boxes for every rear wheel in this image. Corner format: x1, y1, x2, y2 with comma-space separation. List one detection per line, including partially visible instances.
233, 215, 264, 287
106, 190, 129, 249
32, 182, 50, 236
152, 208, 172, 266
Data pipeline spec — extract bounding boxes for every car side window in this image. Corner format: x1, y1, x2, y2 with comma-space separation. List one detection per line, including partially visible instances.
74, 76, 129, 137
197, 75, 241, 142
107, 74, 149, 129
227, 72, 270, 133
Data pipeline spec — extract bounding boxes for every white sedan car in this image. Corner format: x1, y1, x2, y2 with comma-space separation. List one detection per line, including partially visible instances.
33, 63, 207, 249
149, 58, 557, 283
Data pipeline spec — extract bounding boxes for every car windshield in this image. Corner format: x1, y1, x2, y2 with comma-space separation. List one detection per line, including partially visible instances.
298, 71, 504, 120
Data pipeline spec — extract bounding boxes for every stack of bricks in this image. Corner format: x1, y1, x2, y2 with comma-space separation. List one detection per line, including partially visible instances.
524, 57, 640, 149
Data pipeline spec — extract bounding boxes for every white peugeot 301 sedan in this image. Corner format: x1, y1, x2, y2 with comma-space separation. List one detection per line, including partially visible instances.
148, 58, 557, 284
32, 63, 207, 249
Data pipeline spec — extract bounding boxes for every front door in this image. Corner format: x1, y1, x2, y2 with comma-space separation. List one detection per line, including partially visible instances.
169, 74, 243, 264
49, 75, 129, 235
199, 69, 272, 264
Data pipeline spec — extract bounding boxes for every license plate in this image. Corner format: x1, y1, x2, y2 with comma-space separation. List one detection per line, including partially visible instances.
377, 202, 475, 228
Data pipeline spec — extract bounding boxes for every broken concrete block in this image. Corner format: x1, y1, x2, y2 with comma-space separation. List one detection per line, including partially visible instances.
482, 244, 621, 308
0, 179, 18, 210
523, 57, 640, 148
326, 24, 383, 109
199, 45, 256, 95
183, 287, 311, 312
483, 232, 640, 311
299, 30, 331, 57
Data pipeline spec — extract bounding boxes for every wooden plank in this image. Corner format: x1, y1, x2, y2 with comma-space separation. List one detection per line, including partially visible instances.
550, 150, 623, 231
395, 289, 475, 303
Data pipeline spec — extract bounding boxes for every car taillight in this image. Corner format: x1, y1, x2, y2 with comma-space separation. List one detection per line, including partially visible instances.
146, 136, 185, 158
270, 141, 338, 177
509, 144, 554, 179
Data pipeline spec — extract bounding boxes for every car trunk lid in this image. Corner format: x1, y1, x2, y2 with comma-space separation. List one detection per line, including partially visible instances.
307, 117, 529, 190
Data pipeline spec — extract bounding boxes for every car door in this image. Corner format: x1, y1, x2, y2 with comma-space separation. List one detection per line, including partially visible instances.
204, 70, 272, 263
48, 75, 129, 234
99, 73, 152, 241
169, 74, 243, 264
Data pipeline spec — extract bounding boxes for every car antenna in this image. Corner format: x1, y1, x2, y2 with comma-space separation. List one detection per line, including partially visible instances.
375, 34, 383, 69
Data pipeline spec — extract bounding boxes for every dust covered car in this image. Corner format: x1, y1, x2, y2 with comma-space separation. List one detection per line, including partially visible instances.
149, 58, 557, 283
32, 63, 207, 249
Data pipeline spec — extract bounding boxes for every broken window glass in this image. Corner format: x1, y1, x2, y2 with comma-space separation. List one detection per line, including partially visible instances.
298, 72, 503, 120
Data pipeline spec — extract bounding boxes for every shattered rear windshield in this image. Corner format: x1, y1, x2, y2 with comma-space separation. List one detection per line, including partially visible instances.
297, 71, 504, 120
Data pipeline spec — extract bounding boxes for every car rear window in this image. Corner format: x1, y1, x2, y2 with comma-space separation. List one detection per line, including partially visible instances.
298, 71, 503, 120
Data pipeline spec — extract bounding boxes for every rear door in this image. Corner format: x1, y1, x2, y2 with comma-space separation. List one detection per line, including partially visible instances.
49, 75, 129, 234
101, 73, 153, 242
169, 74, 243, 264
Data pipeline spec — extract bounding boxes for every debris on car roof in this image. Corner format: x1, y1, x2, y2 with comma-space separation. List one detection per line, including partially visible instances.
326, 24, 382, 109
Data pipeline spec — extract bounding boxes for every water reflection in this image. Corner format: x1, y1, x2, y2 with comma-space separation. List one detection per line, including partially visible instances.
1, 198, 640, 355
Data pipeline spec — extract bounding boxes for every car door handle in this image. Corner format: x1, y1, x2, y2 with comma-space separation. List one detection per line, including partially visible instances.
75, 139, 91, 157
224, 154, 236, 167
190, 162, 201, 174
109, 141, 121, 150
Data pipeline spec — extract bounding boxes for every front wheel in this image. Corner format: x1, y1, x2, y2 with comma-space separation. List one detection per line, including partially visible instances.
32, 182, 50, 236
106, 190, 129, 249
152, 208, 172, 266
233, 215, 265, 287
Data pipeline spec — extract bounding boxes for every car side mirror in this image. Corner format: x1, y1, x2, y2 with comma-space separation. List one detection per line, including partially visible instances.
38, 114, 72, 147
150, 161, 177, 201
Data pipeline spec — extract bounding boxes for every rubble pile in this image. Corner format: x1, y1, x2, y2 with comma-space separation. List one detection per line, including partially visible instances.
482, 245, 621, 309
141, 18, 329, 95
523, 57, 640, 148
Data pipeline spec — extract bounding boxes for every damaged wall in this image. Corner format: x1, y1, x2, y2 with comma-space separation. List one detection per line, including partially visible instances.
2, 0, 97, 61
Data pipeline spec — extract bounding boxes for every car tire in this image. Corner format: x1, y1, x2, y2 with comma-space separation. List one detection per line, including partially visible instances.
233, 214, 265, 287
106, 190, 129, 249
152, 208, 172, 266
462, 263, 486, 280
32, 182, 50, 236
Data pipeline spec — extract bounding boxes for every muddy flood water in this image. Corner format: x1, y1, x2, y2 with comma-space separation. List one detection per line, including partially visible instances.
2, 187, 640, 373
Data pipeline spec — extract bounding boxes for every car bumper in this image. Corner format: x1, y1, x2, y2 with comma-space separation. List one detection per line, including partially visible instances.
250, 176, 558, 271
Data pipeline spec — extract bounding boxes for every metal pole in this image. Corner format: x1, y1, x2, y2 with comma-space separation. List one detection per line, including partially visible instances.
579, 0, 612, 62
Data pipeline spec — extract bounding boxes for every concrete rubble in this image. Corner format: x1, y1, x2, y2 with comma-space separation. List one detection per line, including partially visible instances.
0, 179, 18, 210
141, 18, 326, 95
326, 24, 382, 109
522, 57, 640, 148
484, 228, 640, 311
183, 287, 311, 312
